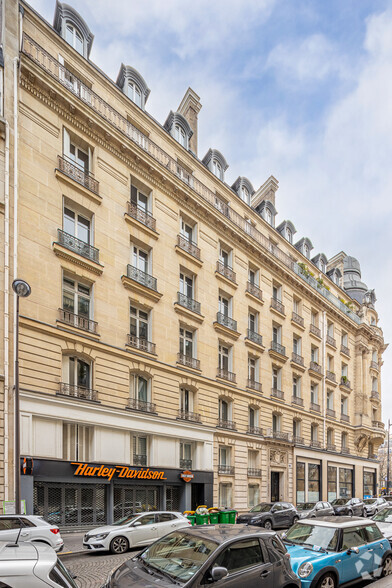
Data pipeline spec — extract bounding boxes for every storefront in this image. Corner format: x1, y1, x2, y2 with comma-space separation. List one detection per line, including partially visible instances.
21, 458, 213, 527
295, 459, 322, 503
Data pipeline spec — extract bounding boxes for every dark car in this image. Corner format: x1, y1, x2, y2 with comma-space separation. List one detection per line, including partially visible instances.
101, 525, 301, 588
331, 497, 365, 517
236, 502, 299, 530
297, 501, 334, 519
364, 497, 389, 517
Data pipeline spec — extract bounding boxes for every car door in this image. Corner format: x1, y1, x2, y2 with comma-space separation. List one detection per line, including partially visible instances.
363, 523, 387, 572
271, 504, 285, 528
323, 502, 334, 516
314, 502, 324, 518
156, 513, 179, 538
338, 525, 370, 584
280, 503, 293, 527
129, 513, 158, 546
0, 517, 30, 543
208, 538, 274, 588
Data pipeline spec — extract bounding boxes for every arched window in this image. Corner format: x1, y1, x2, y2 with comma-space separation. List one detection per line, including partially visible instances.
175, 124, 186, 147
127, 81, 142, 108
241, 186, 250, 204
213, 159, 223, 180
65, 22, 84, 55
286, 227, 292, 243
266, 208, 272, 225
304, 244, 309, 259
320, 259, 325, 273
130, 373, 153, 412
61, 355, 94, 400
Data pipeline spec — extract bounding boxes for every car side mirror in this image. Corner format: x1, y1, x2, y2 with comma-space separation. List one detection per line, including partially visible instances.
281, 532, 287, 539
133, 521, 142, 527
347, 546, 359, 555
211, 567, 228, 581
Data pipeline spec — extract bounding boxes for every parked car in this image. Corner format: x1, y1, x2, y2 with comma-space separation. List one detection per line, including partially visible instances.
0, 540, 77, 587
101, 524, 301, 587
363, 497, 388, 517
0, 515, 63, 552
297, 502, 334, 519
331, 497, 365, 517
372, 506, 392, 543
283, 517, 392, 587
236, 502, 299, 530
84, 511, 190, 554
380, 495, 392, 506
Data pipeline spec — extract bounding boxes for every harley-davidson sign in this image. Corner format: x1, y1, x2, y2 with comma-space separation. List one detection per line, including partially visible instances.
72, 462, 167, 481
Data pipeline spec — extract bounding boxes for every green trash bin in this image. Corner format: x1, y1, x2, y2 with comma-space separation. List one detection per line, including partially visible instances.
195, 513, 209, 525
187, 515, 196, 526
209, 512, 220, 524
218, 510, 230, 524
227, 510, 237, 524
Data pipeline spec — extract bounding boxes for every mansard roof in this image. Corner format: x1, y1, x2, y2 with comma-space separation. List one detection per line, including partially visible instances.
202, 148, 229, 172
164, 111, 193, 139
116, 64, 150, 105
53, 1, 94, 57
231, 176, 255, 196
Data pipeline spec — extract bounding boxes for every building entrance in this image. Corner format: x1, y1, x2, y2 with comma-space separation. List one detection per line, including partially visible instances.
271, 471, 280, 502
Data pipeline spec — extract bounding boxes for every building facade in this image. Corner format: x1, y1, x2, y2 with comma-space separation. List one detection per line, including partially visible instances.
0, 0, 386, 526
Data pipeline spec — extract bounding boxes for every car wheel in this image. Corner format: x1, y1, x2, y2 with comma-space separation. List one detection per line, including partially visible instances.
110, 536, 129, 554
382, 555, 392, 576
292, 516, 299, 525
263, 519, 272, 530
362, 509, 366, 517
316, 573, 336, 588
348, 510, 353, 517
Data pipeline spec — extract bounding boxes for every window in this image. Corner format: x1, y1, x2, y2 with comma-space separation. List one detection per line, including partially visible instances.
130, 305, 149, 341
219, 344, 230, 371
272, 367, 281, 390
311, 346, 319, 363
327, 355, 334, 371
286, 227, 292, 243
180, 442, 192, 466
175, 124, 187, 148
63, 205, 91, 244
296, 462, 305, 503
180, 217, 195, 243
304, 243, 310, 259
241, 185, 250, 204
341, 432, 348, 448
248, 450, 258, 469
248, 266, 259, 286
311, 424, 318, 441
272, 283, 282, 302
63, 129, 90, 173
219, 446, 231, 466
293, 335, 301, 355
327, 390, 334, 410
130, 374, 150, 403
339, 468, 353, 498
179, 272, 194, 299
248, 356, 258, 382
310, 383, 318, 404
372, 349, 378, 363
311, 311, 319, 327
132, 245, 150, 273
133, 436, 147, 465
248, 311, 258, 333
62, 276, 91, 319
65, 22, 83, 54
248, 485, 259, 508
63, 423, 90, 461
180, 388, 194, 412
219, 294, 230, 317
219, 246, 231, 268
341, 363, 348, 377
272, 324, 282, 344
308, 464, 320, 501
131, 183, 149, 213
327, 428, 334, 446
127, 81, 142, 107
293, 419, 301, 437
327, 322, 334, 337
266, 208, 273, 225
293, 376, 301, 398
341, 396, 348, 416
212, 159, 223, 180
219, 398, 231, 422
328, 466, 337, 502
219, 483, 232, 507
341, 331, 348, 346
64, 356, 91, 389
293, 297, 300, 314
179, 327, 194, 358
248, 406, 258, 428
363, 472, 376, 497
372, 377, 378, 392
272, 413, 281, 433
320, 259, 325, 273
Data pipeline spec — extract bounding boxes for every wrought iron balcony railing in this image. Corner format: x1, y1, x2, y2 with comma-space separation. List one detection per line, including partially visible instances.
326, 370, 336, 382
247, 379, 262, 392
247, 426, 263, 435
246, 329, 263, 346
177, 410, 201, 423
291, 312, 304, 327
247, 468, 261, 477
177, 353, 200, 370
133, 454, 147, 466
58, 308, 98, 333
57, 229, 99, 263
217, 418, 236, 430
217, 368, 236, 383
271, 387, 284, 400
180, 459, 192, 469
216, 260, 236, 282
326, 335, 336, 348
310, 361, 322, 374
270, 341, 286, 356
246, 281, 263, 301
292, 395, 304, 407
218, 465, 235, 475
216, 312, 237, 332
127, 334, 156, 354
341, 344, 350, 357
128, 397, 156, 413
310, 324, 321, 338
326, 408, 336, 418
269, 431, 290, 441
127, 201, 156, 231
57, 155, 99, 194
59, 382, 98, 402
126, 264, 157, 291
291, 352, 304, 366
270, 297, 285, 315
177, 292, 201, 314
340, 413, 350, 422
177, 234, 201, 260
310, 402, 321, 412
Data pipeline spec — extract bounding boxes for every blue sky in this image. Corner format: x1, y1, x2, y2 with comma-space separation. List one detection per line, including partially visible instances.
29, 0, 392, 419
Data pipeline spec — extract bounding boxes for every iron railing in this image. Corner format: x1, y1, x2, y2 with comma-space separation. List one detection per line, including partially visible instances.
57, 155, 99, 194
58, 308, 97, 333
246, 329, 263, 346
292, 312, 304, 327
310, 324, 321, 338
341, 447, 351, 455
326, 335, 336, 348
127, 334, 156, 354
217, 368, 236, 383
247, 426, 263, 435
133, 454, 147, 466
340, 413, 350, 422
292, 395, 304, 407
218, 465, 235, 475
292, 352, 304, 366
217, 418, 236, 430
310, 402, 321, 412
22, 35, 362, 325
246, 281, 263, 301
216, 260, 236, 282
270, 431, 290, 441
310, 440, 321, 448
271, 387, 284, 400
177, 292, 201, 314
128, 398, 156, 413
177, 410, 201, 423
57, 229, 99, 263
177, 234, 201, 260
326, 408, 336, 418
341, 344, 350, 357
327, 444, 336, 452
293, 436, 305, 445
247, 379, 262, 392
180, 459, 192, 469
270, 297, 285, 315
270, 341, 286, 356
177, 353, 200, 370
127, 201, 156, 231
216, 312, 237, 332
126, 264, 157, 291
310, 361, 322, 374
247, 468, 261, 477
326, 370, 336, 382
58, 382, 98, 401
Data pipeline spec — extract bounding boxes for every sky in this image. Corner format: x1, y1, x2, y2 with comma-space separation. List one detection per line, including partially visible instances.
29, 0, 392, 419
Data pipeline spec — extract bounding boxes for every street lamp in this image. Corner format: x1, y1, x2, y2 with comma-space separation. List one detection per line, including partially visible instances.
12, 279, 31, 515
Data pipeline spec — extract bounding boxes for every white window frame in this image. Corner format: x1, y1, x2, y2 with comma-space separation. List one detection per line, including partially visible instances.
327, 390, 334, 410
63, 423, 91, 461
219, 398, 231, 421
179, 326, 195, 358
272, 413, 281, 432
218, 344, 231, 371
132, 244, 150, 274
180, 387, 194, 413
130, 304, 150, 341
311, 383, 318, 404
130, 373, 151, 403
127, 81, 142, 108
241, 186, 250, 204
65, 21, 84, 55
272, 367, 281, 390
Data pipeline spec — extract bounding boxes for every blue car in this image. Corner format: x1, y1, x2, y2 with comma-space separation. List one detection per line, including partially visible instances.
283, 517, 392, 588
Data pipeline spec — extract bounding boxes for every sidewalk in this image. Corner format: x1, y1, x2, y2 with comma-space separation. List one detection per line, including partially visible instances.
59, 531, 86, 556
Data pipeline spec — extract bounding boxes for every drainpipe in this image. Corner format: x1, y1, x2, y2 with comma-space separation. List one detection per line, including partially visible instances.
3, 120, 9, 500
13, 56, 19, 495
322, 311, 327, 447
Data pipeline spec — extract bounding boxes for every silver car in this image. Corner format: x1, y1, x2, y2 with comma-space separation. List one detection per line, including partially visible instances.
0, 540, 77, 587
373, 506, 392, 541
0, 515, 64, 552
84, 510, 191, 554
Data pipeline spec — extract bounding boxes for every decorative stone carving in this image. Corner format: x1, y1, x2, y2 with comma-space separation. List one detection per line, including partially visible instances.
270, 449, 286, 464
354, 433, 369, 452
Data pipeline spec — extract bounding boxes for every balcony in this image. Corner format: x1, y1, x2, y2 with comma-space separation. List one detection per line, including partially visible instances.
57, 229, 99, 263
126, 264, 157, 292
58, 308, 98, 334
326, 408, 336, 418
340, 344, 350, 357
180, 459, 192, 470
292, 395, 304, 407
127, 201, 156, 232
310, 324, 321, 338
247, 426, 263, 436
291, 312, 304, 328
246, 329, 263, 347
177, 292, 201, 315
217, 418, 236, 430
177, 410, 201, 423
218, 465, 235, 475
271, 387, 284, 400
177, 353, 200, 371
310, 402, 321, 412
216, 312, 238, 333
57, 155, 99, 195
309, 361, 322, 375
341, 413, 350, 423
370, 361, 379, 371
247, 379, 262, 392
270, 341, 286, 356
247, 468, 262, 477
58, 382, 98, 402
269, 431, 290, 441
340, 377, 351, 389
127, 334, 156, 354
326, 335, 336, 348
217, 368, 236, 383
270, 297, 285, 315
177, 234, 201, 260
216, 260, 236, 283
291, 352, 304, 367
371, 391, 380, 401
326, 370, 336, 383
341, 447, 351, 455
128, 398, 156, 414
133, 454, 147, 467
246, 281, 263, 302
293, 436, 305, 445
310, 440, 321, 448
372, 420, 385, 429
327, 444, 337, 452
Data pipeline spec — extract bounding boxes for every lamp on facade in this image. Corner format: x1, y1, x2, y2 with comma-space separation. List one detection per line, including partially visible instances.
12, 279, 31, 515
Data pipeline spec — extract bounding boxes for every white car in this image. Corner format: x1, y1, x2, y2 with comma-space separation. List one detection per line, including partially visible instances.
0, 540, 77, 587
0, 515, 64, 552
373, 506, 392, 541
83, 510, 191, 554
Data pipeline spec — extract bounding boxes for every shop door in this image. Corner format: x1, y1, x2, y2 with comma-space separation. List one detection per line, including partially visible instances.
271, 472, 280, 502
191, 484, 205, 510
113, 485, 160, 520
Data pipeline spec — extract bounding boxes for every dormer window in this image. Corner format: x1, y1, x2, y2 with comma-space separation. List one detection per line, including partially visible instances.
213, 159, 223, 180
202, 149, 228, 182
320, 259, 325, 272
164, 112, 192, 150
286, 227, 292, 243
175, 124, 186, 148
65, 23, 83, 54
304, 244, 309, 259
54, 2, 94, 59
266, 208, 272, 225
295, 237, 313, 259
127, 82, 142, 108
116, 65, 150, 110
232, 177, 255, 206
277, 220, 297, 244
241, 186, 250, 204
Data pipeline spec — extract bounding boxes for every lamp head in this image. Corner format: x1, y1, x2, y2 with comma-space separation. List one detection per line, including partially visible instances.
12, 279, 31, 298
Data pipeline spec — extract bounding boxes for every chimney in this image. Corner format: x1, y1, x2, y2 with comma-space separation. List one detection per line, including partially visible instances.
177, 87, 202, 156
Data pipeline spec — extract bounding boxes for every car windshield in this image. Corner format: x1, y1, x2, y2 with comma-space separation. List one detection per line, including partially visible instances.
364, 499, 376, 504
373, 509, 392, 523
250, 503, 273, 513
297, 503, 316, 511
139, 531, 219, 583
285, 523, 339, 552
331, 499, 349, 506
112, 514, 140, 526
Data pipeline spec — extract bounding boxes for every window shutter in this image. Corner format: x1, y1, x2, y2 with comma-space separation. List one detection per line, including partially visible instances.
131, 185, 138, 205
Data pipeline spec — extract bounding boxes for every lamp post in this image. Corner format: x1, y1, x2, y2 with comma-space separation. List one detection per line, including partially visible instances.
12, 279, 31, 515
387, 419, 391, 495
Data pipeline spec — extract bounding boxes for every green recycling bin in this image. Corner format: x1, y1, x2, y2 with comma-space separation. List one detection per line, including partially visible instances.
218, 510, 230, 524
209, 511, 220, 524
187, 515, 196, 526
228, 510, 237, 524
195, 513, 209, 525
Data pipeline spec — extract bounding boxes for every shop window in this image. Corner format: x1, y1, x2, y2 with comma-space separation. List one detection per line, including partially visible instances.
308, 464, 320, 501
219, 483, 232, 508
296, 462, 305, 503
248, 485, 259, 508
339, 468, 353, 498
363, 471, 376, 497
328, 466, 337, 502
63, 423, 91, 461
